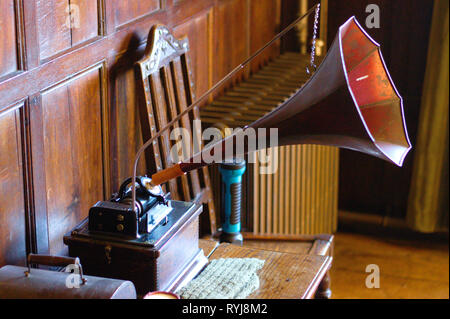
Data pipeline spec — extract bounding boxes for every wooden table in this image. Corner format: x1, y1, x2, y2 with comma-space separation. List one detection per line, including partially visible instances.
199, 238, 333, 299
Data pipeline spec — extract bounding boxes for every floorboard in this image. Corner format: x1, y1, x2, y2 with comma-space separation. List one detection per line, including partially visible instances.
330, 232, 449, 299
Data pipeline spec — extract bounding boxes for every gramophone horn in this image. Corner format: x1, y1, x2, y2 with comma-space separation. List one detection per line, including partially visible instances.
149, 16, 412, 186
251, 16, 412, 165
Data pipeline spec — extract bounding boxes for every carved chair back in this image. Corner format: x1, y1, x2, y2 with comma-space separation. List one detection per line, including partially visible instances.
137, 25, 216, 234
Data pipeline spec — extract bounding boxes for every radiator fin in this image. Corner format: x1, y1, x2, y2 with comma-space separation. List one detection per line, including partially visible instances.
203, 53, 339, 235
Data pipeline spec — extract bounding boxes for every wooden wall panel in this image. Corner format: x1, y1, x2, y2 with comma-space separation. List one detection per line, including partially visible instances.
0, 0, 19, 78
36, 0, 71, 60
212, 0, 249, 84
0, 103, 27, 266
37, 0, 101, 60
41, 66, 104, 255
111, 0, 161, 29
249, 0, 280, 70
110, 63, 148, 191
69, 0, 101, 46
173, 9, 213, 98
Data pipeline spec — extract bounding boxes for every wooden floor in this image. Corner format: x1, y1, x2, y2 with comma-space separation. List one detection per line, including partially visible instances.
330, 232, 449, 299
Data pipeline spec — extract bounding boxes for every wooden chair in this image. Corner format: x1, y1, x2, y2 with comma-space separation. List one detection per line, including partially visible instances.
136, 25, 216, 234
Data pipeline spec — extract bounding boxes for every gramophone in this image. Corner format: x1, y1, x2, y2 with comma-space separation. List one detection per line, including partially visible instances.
129, 6, 411, 224
65, 4, 411, 295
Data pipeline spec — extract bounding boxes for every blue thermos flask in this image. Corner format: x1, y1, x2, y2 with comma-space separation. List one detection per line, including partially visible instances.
218, 159, 246, 245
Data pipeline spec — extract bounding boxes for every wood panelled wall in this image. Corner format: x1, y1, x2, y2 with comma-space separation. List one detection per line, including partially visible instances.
0, 0, 281, 266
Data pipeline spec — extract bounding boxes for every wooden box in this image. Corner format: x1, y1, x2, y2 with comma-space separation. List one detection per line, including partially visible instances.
63, 201, 207, 297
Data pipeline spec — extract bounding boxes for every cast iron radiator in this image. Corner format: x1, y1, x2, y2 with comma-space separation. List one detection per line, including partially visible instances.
200, 52, 338, 236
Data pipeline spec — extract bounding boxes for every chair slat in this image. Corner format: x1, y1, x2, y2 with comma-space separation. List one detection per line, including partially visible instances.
141, 79, 164, 173
149, 73, 180, 200
171, 58, 201, 197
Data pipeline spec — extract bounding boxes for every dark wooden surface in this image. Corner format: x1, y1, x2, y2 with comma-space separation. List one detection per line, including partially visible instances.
200, 240, 332, 299
0, 0, 282, 266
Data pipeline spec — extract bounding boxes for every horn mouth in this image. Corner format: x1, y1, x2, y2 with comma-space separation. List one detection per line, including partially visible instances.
339, 17, 412, 166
